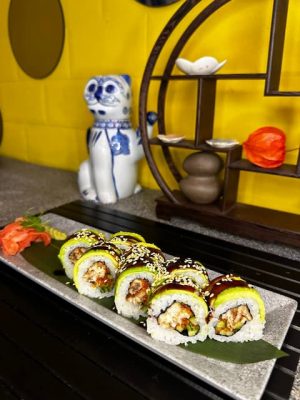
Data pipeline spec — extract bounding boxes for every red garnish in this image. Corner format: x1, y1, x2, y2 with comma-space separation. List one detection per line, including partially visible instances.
243, 126, 286, 168
0, 217, 51, 256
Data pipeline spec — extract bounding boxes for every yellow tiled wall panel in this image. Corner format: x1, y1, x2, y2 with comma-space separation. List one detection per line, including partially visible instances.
26, 124, 85, 171
0, 82, 46, 124
1, 123, 28, 162
44, 80, 92, 129
0, 0, 300, 215
0, 0, 19, 82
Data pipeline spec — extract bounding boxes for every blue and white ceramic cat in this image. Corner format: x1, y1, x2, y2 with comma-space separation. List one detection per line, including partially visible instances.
78, 74, 157, 204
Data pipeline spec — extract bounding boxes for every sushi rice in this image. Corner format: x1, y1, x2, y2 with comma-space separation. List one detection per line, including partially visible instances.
115, 268, 157, 319
73, 244, 121, 299
58, 229, 105, 279
115, 243, 167, 319
147, 290, 208, 345
206, 275, 266, 342
147, 279, 208, 345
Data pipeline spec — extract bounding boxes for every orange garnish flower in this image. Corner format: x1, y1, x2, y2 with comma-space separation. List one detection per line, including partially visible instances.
243, 126, 286, 168
0, 218, 51, 256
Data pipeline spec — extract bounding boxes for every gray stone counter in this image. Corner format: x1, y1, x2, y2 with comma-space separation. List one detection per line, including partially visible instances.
0, 155, 299, 400
0, 156, 80, 227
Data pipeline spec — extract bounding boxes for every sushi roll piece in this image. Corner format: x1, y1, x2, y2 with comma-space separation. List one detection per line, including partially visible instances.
147, 276, 208, 345
74, 242, 121, 297
115, 251, 167, 320
206, 274, 266, 342
109, 231, 145, 251
121, 242, 166, 267
58, 228, 105, 279
73, 242, 122, 299
165, 257, 209, 289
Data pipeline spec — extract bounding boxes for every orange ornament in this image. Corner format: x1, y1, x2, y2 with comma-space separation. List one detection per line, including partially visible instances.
243, 126, 286, 168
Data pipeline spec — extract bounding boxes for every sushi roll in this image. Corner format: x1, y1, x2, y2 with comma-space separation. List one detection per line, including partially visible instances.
120, 242, 166, 268
58, 228, 105, 279
120, 242, 166, 267
109, 231, 145, 251
114, 250, 167, 320
147, 276, 208, 345
206, 274, 266, 342
165, 257, 209, 289
73, 242, 121, 299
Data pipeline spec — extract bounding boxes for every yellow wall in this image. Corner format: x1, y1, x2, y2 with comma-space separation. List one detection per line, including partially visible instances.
0, 0, 300, 214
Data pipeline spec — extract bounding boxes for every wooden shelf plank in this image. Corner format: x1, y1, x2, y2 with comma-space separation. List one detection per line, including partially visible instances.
229, 159, 299, 177
265, 90, 300, 96
156, 192, 300, 247
151, 73, 267, 81
149, 137, 241, 153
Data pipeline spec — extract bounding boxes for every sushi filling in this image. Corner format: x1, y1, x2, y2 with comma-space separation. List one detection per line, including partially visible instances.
215, 304, 253, 336
157, 302, 200, 337
126, 278, 150, 305
83, 261, 114, 291
69, 247, 87, 263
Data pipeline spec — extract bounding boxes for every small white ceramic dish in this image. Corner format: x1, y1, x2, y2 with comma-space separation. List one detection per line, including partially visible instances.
157, 134, 185, 144
206, 139, 239, 149
175, 56, 227, 76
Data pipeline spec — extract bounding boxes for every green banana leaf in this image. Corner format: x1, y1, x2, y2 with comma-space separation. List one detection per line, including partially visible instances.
22, 240, 115, 310
182, 338, 287, 363
22, 241, 288, 364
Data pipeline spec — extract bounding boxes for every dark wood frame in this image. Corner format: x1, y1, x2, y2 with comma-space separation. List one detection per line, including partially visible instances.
139, 0, 300, 247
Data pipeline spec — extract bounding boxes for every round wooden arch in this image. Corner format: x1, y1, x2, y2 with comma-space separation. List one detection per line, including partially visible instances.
0, 110, 3, 146
139, 0, 230, 204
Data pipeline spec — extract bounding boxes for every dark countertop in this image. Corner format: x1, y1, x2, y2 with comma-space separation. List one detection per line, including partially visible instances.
0, 155, 299, 399
1, 156, 300, 263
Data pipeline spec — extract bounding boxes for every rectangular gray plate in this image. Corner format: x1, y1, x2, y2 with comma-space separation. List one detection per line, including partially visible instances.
0, 214, 297, 400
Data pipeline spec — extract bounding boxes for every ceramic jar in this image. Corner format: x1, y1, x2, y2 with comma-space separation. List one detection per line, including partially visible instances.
179, 151, 223, 204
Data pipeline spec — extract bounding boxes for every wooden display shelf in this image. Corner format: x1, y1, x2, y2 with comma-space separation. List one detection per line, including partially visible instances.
149, 137, 241, 153
151, 73, 267, 81
139, 0, 300, 248
156, 191, 300, 247
229, 159, 300, 178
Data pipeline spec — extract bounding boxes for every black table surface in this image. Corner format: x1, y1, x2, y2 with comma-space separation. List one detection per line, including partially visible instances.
0, 200, 299, 400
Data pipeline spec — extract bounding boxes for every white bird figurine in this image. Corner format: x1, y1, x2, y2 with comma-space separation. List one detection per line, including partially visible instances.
175, 56, 227, 75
